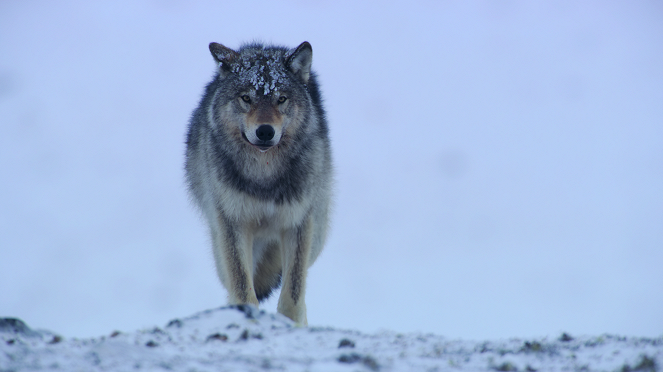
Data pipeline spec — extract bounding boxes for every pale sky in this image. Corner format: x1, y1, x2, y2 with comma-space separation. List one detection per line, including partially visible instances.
1, 0, 662, 339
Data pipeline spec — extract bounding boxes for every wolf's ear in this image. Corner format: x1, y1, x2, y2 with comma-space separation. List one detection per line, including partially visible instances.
287, 42, 313, 84
209, 42, 238, 76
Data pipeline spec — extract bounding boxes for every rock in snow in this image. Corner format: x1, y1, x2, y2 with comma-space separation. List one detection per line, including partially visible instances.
1, 306, 661, 371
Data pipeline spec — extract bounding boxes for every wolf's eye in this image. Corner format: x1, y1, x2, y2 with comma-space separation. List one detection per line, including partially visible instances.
241, 95, 251, 103
278, 96, 287, 104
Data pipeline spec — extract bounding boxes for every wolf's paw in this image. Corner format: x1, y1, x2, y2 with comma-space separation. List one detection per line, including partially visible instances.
228, 304, 263, 319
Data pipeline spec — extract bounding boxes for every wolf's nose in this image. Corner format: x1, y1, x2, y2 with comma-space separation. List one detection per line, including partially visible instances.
256, 125, 275, 141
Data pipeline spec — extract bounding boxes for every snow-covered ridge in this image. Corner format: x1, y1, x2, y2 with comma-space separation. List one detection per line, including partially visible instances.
1, 307, 661, 371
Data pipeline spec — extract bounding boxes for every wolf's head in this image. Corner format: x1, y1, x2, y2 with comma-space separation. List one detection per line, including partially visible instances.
208, 42, 314, 153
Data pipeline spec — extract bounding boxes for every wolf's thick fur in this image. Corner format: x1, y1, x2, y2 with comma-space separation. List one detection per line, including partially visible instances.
185, 41, 332, 324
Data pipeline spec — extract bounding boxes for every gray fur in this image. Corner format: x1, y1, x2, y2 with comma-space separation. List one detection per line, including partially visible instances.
185, 41, 332, 324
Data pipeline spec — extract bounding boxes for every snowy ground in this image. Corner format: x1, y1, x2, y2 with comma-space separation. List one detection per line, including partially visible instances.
2, 307, 660, 372
2, 1, 663, 342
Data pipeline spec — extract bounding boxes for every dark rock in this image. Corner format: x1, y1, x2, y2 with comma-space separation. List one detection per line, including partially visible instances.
559, 333, 574, 342
338, 353, 379, 371
521, 341, 542, 352
494, 362, 518, 371
338, 353, 362, 363
0, 318, 39, 337
166, 319, 183, 328
338, 338, 355, 348
206, 333, 228, 342
150, 327, 166, 335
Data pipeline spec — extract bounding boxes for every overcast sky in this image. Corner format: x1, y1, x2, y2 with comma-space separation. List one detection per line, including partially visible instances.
1, 0, 662, 340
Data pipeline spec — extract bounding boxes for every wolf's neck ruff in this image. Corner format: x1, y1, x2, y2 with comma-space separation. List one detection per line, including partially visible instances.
210, 129, 311, 205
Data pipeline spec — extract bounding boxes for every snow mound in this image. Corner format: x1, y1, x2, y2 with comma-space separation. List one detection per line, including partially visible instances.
1, 307, 661, 371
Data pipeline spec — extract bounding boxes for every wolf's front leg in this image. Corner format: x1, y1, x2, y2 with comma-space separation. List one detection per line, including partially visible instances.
212, 214, 260, 307
277, 217, 313, 325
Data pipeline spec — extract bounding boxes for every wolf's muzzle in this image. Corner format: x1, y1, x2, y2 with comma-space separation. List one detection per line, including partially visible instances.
242, 125, 278, 152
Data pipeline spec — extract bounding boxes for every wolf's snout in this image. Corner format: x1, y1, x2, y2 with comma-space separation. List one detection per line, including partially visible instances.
256, 125, 275, 141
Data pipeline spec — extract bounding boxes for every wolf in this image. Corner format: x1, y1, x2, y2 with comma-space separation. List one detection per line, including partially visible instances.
184, 41, 333, 325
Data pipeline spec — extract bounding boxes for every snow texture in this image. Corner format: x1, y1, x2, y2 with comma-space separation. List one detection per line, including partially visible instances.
231, 47, 289, 95
2, 307, 661, 372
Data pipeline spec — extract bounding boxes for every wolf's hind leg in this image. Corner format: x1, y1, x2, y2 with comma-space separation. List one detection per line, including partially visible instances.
254, 241, 282, 302
277, 217, 313, 324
